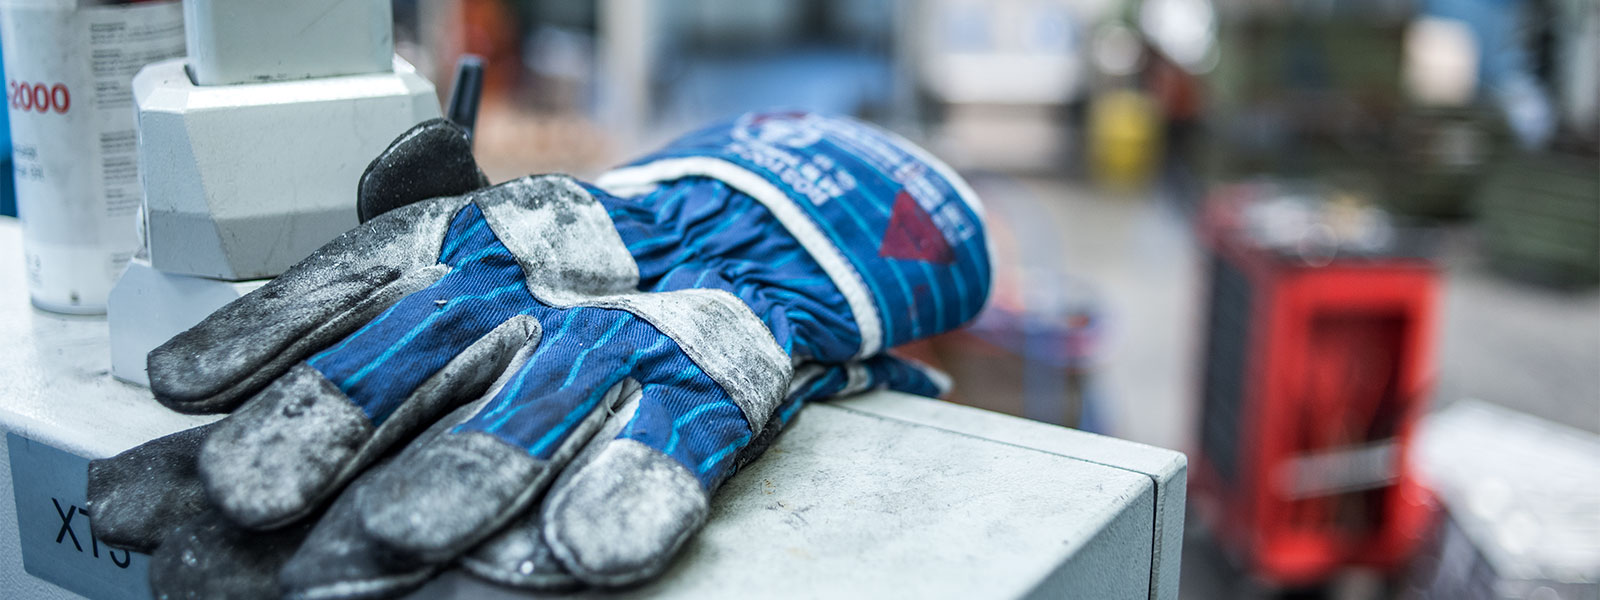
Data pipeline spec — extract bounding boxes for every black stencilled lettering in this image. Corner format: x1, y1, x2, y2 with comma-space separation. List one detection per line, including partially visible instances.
51, 498, 82, 552
47, 499, 132, 568
108, 546, 131, 569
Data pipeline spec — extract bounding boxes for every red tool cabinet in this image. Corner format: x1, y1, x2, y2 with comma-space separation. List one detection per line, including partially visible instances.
1191, 185, 1440, 586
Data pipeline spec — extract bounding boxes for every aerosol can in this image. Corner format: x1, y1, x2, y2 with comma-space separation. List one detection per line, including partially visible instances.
0, 0, 183, 313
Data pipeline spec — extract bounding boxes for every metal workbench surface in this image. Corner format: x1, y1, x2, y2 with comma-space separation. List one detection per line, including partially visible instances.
0, 218, 1185, 599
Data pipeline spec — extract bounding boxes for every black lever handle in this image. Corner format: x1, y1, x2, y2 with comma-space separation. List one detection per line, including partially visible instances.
446, 55, 485, 143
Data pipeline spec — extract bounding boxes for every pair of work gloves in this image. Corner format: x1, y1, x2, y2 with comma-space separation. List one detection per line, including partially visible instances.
86, 112, 992, 598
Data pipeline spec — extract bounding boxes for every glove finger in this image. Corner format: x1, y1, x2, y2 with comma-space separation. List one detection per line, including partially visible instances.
357, 118, 488, 223
457, 512, 579, 592
540, 437, 710, 587
279, 484, 440, 600
200, 314, 541, 530
86, 422, 220, 553
457, 508, 579, 592
526, 288, 791, 587
539, 380, 764, 586
147, 506, 314, 600
278, 401, 521, 600
353, 312, 650, 562
456, 387, 649, 590
148, 195, 470, 414
464, 343, 799, 590
533, 355, 942, 586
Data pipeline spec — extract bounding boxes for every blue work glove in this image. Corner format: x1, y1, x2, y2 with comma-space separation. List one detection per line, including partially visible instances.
88, 112, 990, 597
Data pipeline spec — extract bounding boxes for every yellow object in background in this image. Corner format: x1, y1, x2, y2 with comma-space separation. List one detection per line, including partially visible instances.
1088, 89, 1163, 191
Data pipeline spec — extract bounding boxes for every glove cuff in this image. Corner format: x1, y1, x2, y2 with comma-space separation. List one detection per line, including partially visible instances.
597, 112, 992, 357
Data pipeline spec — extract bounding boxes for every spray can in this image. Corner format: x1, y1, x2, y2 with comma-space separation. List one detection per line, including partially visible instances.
0, 0, 183, 313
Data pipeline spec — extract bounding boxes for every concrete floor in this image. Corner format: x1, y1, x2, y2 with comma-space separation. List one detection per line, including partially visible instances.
976, 176, 1205, 451
972, 175, 1600, 599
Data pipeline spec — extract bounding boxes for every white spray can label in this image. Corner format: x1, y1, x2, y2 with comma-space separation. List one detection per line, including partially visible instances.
0, 0, 183, 314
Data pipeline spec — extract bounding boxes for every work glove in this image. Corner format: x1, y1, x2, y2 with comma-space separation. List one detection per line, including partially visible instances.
88, 112, 990, 597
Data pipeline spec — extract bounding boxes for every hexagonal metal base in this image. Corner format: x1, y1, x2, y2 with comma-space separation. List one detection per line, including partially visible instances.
135, 56, 441, 280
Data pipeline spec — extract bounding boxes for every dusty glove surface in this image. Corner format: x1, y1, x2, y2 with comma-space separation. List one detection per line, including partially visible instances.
87, 112, 991, 598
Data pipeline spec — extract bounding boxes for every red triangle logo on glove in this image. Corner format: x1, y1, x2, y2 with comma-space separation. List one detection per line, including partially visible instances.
879, 191, 955, 264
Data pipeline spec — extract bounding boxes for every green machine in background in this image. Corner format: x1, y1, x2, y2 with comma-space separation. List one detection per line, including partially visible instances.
1390, 105, 1505, 220
1199, 3, 1506, 221
1476, 144, 1600, 288
1200, 0, 1597, 289
1202, 9, 1407, 204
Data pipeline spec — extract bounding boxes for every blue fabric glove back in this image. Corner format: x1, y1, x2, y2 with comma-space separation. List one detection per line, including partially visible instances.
600, 112, 992, 358
301, 201, 755, 491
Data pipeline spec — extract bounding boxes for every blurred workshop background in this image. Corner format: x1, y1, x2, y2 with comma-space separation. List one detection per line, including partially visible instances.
6, 0, 1597, 597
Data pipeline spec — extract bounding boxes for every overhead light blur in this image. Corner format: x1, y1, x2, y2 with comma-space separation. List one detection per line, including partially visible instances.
1403, 17, 1479, 107
1139, 0, 1217, 73
1092, 22, 1144, 77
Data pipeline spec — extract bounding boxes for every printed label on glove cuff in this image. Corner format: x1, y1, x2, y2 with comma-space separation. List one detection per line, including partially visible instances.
7, 434, 151, 600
